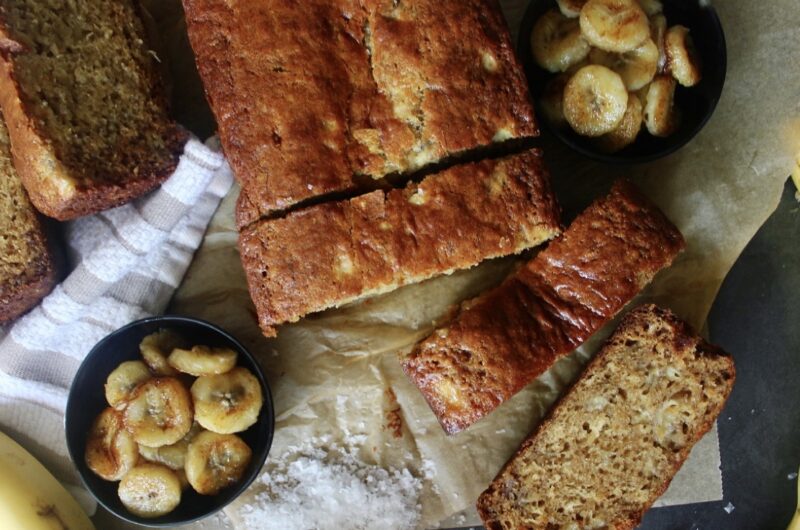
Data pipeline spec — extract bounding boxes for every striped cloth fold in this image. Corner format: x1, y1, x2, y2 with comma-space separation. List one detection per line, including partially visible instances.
0, 137, 233, 514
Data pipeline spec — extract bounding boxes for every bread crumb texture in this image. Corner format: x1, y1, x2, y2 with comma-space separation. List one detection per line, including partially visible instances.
1, 0, 180, 188
477, 305, 735, 530
0, 118, 45, 288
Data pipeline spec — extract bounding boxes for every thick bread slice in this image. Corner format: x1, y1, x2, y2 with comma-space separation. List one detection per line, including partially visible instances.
477, 304, 736, 530
402, 180, 686, 434
239, 149, 561, 337
0, 115, 60, 322
0, 0, 188, 220
183, 0, 537, 226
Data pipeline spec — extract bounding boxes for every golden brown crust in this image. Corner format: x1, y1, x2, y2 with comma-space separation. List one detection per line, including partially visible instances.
0, 3, 189, 221
183, 0, 536, 221
476, 304, 736, 530
239, 149, 561, 337
402, 180, 686, 434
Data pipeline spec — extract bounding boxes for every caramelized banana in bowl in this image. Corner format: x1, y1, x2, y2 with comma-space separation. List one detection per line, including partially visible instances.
65, 316, 274, 527
520, 0, 726, 163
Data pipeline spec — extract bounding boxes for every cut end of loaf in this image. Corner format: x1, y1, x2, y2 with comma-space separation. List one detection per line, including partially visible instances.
477, 304, 735, 530
0, 0, 187, 219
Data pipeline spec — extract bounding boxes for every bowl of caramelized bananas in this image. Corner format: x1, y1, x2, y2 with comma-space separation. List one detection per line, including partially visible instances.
66, 315, 274, 526
520, 0, 726, 163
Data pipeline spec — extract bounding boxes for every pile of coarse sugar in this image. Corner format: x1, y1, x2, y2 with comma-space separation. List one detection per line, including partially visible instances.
237, 435, 423, 530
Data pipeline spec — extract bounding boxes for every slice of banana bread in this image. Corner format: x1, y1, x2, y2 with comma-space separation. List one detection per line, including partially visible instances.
239, 149, 561, 337
183, 0, 536, 225
0, 116, 60, 322
477, 304, 735, 530
402, 181, 685, 434
0, 0, 188, 220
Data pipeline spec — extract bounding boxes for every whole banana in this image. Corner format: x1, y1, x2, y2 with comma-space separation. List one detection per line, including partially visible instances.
0, 430, 94, 530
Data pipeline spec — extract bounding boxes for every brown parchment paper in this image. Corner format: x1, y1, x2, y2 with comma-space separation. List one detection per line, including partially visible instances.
156, 0, 799, 528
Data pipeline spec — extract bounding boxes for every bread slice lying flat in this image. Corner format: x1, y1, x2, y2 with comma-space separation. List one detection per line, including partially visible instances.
477, 304, 735, 530
0, 0, 187, 220
402, 181, 685, 434
0, 115, 60, 322
239, 149, 561, 337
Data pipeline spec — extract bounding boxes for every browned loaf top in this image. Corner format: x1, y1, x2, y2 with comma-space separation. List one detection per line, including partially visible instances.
182, 0, 537, 226
0, 0, 188, 220
0, 115, 60, 322
239, 149, 561, 337
402, 180, 686, 434
477, 304, 736, 530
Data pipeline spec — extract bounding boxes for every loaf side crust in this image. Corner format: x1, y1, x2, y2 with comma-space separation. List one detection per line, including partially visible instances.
402, 180, 686, 434
184, 0, 537, 222
476, 304, 736, 530
0, 2, 188, 220
0, 116, 62, 322
239, 149, 560, 337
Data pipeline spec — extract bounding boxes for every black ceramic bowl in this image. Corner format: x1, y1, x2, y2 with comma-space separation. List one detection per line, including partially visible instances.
519, 0, 726, 164
65, 315, 274, 527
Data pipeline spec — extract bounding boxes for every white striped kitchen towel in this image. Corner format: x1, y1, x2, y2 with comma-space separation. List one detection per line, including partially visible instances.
0, 137, 233, 513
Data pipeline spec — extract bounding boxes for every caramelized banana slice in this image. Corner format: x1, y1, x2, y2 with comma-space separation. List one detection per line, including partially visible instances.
123, 377, 193, 448
563, 65, 629, 136
556, 0, 586, 18
191, 367, 263, 434
85, 408, 138, 481
168, 345, 238, 377
531, 9, 590, 73
185, 431, 252, 495
580, 0, 649, 53
137, 423, 204, 470
594, 93, 643, 152
118, 464, 181, 518
589, 38, 658, 91
649, 14, 668, 73
665, 25, 702, 87
643, 75, 680, 136
140, 329, 185, 376
105, 361, 151, 409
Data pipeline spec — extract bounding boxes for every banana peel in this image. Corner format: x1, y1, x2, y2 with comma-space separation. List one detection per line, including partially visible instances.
0, 430, 94, 530
791, 156, 800, 201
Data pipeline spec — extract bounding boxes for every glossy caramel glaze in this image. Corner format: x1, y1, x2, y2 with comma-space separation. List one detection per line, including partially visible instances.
239, 149, 560, 337
183, 0, 537, 223
402, 181, 686, 434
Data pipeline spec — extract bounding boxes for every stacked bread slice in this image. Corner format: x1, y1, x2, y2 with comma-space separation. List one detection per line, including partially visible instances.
0, 0, 187, 221
184, 0, 562, 335
0, 1, 188, 320
0, 117, 61, 322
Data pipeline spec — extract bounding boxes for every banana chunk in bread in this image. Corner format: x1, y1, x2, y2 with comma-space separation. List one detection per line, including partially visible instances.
183, 0, 537, 225
477, 304, 735, 530
239, 149, 561, 337
0, 0, 188, 220
0, 116, 60, 322
402, 181, 685, 434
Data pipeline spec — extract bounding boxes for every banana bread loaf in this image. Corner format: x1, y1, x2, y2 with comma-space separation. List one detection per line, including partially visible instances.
0, 0, 188, 220
0, 116, 60, 322
239, 149, 560, 337
402, 181, 685, 434
183, 0, 537, 226
477, 304, 735, 530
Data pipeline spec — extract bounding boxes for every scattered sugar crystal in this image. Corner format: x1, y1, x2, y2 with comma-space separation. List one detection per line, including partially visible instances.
724, 502, 735, 514
238, 437, 423, 530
